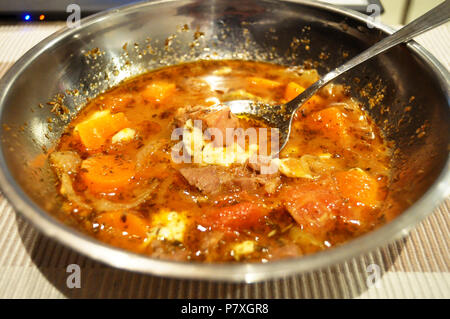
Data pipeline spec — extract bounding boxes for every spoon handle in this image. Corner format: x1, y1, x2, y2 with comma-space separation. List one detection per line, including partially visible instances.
286, 0, 450, 113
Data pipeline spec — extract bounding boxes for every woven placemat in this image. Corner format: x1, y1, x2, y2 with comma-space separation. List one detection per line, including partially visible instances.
0, 22, 448, 299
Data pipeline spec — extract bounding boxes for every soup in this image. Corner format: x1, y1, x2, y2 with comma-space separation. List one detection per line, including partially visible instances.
49, 60, 392, 262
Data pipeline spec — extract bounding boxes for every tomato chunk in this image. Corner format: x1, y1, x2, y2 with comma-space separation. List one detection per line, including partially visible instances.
202, 202, 269, 231
281, 180, 341, 234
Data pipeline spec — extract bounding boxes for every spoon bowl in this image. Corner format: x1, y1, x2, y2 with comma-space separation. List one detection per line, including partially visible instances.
225, 99, 294, 153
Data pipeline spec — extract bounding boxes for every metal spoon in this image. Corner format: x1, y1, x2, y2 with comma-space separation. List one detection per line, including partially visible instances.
226, 1, 449, 154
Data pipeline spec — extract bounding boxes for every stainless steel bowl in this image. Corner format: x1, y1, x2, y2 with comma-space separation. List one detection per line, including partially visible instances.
0, 0, 448, 282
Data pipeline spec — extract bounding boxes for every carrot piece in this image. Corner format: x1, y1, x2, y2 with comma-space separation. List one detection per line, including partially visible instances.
96, 211, 149, 238
284, 82, 306, 101
80, 155, 136, 193
248, 77, 282, 89
335, 169, 379, 207
75, 110, 130, 150
203, 202, 269, 232
306, 106, 349, 141
285, 82, 325, 111
141, 82, 176, 102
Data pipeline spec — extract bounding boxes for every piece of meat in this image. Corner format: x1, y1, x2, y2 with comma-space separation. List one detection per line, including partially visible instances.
179, 166, 223, 195
256, 174, 281, 194
202, 106, 240, 146
173, 105, 203, 128
179, 166, 253, 195
174, 105, 242, 147
179, 165, 280, 195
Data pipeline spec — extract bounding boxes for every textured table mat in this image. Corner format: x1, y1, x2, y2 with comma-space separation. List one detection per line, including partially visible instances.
0, 22, 448, 299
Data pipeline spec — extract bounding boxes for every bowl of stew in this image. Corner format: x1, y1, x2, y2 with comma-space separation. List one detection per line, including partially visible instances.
0, 0, 448, 281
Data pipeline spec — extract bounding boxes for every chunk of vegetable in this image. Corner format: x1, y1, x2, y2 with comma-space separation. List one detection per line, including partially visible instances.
275, 154, 335, 179
285, 82, 325, 117
335, 168, 378, 207
284, 82, 324, 104
231, 240, 255, 260
298, 69, 320, 86
222, 89, 267, 102
276, 157, 314, 179
112, 127, 136, 144
80, 155, 136, 193
281, 181, 340, 233
49, 151, 81, 175
75, 110, 130, 150
147, 210, 187, 243
288, 226, 326, 251
96, 211, 149, 238
284, 82, 303, 101
203, 202, 269, 231
306, 107, 349, 141
141, 82, 176, 102
248, 77, 282, 89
